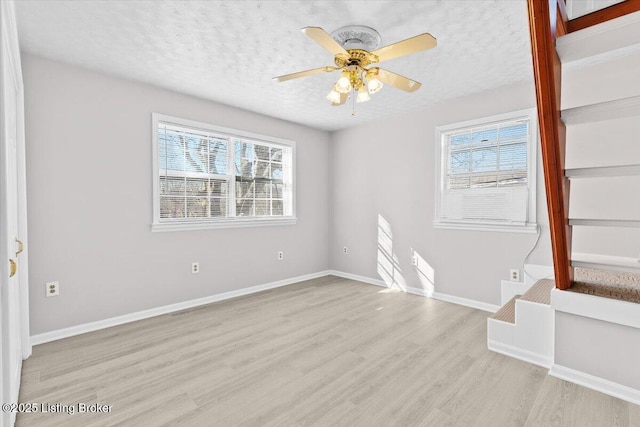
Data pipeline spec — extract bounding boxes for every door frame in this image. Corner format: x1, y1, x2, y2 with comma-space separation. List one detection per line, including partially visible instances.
0, 2, 31, 425
1, 0, 30, 361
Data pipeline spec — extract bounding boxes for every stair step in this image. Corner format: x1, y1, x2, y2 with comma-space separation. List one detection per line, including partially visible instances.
520, 279, 555, 305
572, 226, 640, 260
569, 175, 640, 220
572, 252, 640, 274
565, 164, 640, 178
561, 52, 640, 110
569, 219, 640, 227
557, 10, 640, 64
570, 267, 640, 304
562, 94, 640, 125
490, 295, 520, 324
565, 114, 640, 170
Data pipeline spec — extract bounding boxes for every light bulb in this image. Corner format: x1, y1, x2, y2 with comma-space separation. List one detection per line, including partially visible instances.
335, 71, 351, 94
356, 86, 370, 103
326, 88, 341, 104
367, 77, 383, 94
366, 69, 383, 94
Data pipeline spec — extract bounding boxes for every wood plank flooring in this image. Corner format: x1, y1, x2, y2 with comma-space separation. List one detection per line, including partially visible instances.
16, 276, 640, 426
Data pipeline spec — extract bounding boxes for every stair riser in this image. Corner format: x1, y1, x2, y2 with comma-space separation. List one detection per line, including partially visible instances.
487, 299, 553, 365
562, 53, 640, 110
513, 301, 554, 357
555, 310, 640, 392
570, 175, 640, 220
572, 226, 640, 259
566, 115, 640, 169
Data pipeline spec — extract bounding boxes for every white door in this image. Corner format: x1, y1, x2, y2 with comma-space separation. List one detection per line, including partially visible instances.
1, 2, 30, 426
1, 53, 22, 414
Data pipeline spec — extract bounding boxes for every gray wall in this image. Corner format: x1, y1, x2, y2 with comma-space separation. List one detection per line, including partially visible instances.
23, 54, 331, 335
24, 54, 554, 335
555, 312, 640, 390
329, 81, 553, 305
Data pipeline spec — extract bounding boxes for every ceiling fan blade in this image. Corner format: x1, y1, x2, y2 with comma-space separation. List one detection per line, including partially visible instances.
302, 27, 349, 57
273, 66, 338, 82
371, 33, 437, 63
331, 92, 349, 106
377, 68, 422, 92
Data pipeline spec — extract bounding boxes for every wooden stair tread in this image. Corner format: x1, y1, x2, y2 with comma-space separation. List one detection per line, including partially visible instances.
520, 279, 555, 305
569, 267, 640, 304
490, 295, 520, 324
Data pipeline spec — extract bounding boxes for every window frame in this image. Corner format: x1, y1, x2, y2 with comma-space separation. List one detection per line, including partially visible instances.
151, 113, 296, 232
434, 108, 538, 233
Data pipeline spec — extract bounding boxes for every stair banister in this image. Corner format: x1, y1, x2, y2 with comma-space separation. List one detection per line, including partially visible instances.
567, 0, 640, 32
526, 0, 573, 290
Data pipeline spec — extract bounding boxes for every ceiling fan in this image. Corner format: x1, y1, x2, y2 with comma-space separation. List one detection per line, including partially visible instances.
273, 25, 437, 108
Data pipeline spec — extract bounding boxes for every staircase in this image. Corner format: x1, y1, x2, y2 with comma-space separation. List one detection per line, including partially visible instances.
488, 1, 640, 405
552, 29, 640, 397
488, 278, 555, 368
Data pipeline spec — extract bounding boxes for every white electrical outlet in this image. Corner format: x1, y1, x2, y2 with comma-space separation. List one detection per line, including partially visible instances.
510, 269, 520, 282
343, 247, 348, 254
278, 251, 284, 261
192, 262, 200, 274
46, 281, 59, 297
411, 254, 418, 266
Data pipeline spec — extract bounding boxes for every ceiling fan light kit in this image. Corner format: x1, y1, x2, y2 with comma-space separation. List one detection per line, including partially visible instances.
273, 25, 437, 113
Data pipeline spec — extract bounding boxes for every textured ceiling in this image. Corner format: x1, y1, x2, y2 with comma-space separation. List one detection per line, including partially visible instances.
15, 0, 533, 131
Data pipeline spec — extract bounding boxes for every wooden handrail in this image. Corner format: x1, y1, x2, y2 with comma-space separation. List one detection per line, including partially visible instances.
557, 0, 569, 36
567, 0, 640, 33
526, 0, 573, 290
527, 0, 639, 290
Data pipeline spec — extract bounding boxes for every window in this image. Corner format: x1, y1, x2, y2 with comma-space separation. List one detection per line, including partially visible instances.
152, 114, 295, 231
434, 109, 537, 233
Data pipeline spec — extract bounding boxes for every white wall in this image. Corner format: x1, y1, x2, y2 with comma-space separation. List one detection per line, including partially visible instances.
329, 81, 553, 305
23, 54, 331, 335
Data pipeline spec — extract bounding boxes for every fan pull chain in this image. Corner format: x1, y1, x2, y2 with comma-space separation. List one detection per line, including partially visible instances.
351, 87, 356, 116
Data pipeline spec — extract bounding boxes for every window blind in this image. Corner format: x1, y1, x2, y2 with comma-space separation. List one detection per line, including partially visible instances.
440, 118, 530, 223
156, 120, 293, 224
234, 140, 289, 217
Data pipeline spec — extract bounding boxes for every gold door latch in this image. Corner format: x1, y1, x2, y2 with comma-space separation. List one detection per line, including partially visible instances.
15, 238, 24, 257
9, 259, 17, 278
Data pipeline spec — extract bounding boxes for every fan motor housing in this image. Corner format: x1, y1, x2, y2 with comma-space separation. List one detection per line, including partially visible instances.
334, 49, 379, 69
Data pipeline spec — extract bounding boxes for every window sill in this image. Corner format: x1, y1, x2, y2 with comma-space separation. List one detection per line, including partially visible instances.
151, 217, 297, 232
433, 220, 538, 234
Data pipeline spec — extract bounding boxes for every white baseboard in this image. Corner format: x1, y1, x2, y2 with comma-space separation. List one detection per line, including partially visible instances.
329, 270, 497, 312
32, 270, 496, 345
328, 270, 388, 288
488, 340, 552, 369
431, 292, 499, 313
31, 270, 331, 345
549, 364, 640, 406
406, 286, 430, 297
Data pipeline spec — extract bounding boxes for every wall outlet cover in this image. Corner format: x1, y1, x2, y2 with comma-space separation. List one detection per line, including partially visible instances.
46, 281, 59, 297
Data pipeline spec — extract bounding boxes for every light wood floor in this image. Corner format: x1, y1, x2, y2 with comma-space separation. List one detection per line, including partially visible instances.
17, 276, 640, 426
